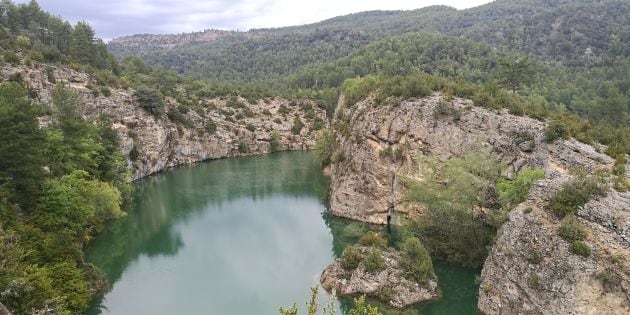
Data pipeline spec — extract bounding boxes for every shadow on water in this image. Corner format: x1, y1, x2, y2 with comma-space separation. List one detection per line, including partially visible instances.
86, 151, 479, 315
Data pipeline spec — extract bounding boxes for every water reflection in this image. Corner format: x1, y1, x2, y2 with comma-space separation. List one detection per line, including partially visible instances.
86, 152, 479, 315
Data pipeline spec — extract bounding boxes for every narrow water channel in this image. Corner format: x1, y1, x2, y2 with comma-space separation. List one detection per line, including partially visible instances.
86, 152, 479, 315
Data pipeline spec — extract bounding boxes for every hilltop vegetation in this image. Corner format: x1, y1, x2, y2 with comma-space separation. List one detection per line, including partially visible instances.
109, 0, 629, 156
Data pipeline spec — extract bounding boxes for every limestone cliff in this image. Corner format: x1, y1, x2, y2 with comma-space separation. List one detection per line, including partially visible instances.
328, 93, 630, 313
1, 63, 325, 180
329, 93, 611, 224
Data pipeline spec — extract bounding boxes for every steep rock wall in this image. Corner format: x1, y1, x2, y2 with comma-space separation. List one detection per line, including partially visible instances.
329, 93, 610, 224
329, 93, 629, 314
1, 63, 325, 180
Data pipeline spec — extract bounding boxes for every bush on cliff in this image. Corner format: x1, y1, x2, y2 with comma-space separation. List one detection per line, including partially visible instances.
398, 237, 434, 284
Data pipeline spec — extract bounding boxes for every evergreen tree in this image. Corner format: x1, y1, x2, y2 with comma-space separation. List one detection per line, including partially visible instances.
0, 82, 45, 210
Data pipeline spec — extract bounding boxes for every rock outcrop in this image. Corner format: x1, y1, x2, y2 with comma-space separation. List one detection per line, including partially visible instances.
320, 247, 438, 308
1, 63, 325, 180
478, 175, 630, 315
328, 93, 630, 313
329, 93, 613, 224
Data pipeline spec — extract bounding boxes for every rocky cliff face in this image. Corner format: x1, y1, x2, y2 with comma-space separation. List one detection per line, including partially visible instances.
1, 63, 325, 180
329, 93, 611, 224
478, 177, 630, 315
329, 93, 629, 313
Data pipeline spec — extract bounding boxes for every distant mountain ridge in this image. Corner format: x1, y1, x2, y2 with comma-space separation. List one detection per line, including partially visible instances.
108, 0, 630, 73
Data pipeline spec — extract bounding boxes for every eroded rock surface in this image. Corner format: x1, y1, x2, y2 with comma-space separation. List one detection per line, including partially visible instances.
320, 247, 438, 309
478, 178, 630, 315
329, 93, 612, 224
329, 93, 629, 314
1, 63, 325, 180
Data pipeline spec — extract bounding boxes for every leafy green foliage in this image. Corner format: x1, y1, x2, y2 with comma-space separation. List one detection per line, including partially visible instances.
496, 167, 545, 209
398, 238, 434, 283
559, 214, 587, 242
570, 240, 591, 257
544, 120, 569, 142
340, 246, 363, 270
0, 82, 127, 314
526, 250, 544, 264
404, 146, 504, 267
362, 249, 386, 273
314, 129, 335, 166
0, 82, 45, 209
0, 1, 118, 71
358, 232, 387, 249
270, 131, 282, 152
549, 175, 607, 217
35, 170, 123, 237
279, 287, 380, 315
292, 115, 305, 135
206, 118, 217, 134
498, 57, 535, 93
135, 86, 165, 117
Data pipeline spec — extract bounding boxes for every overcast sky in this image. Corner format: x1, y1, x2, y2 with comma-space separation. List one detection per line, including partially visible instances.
16, 0, 493, 40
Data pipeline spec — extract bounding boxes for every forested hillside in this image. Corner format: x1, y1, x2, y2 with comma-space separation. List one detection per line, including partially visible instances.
108, 0, 629, 157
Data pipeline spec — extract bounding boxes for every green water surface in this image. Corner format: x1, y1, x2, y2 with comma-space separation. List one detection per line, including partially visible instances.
86, 152, 479, 315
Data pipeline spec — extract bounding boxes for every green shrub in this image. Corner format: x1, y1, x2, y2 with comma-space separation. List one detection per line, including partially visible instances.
497, 168, 545, 209
526, 250, 544, 264
135, 87, 164, 117
291, 115, 304, 135
245, 123, 256, 132
544, 120, 569, 142
528, 272, 540, 289
550, 175, 606, 217
559, 214, 586, 242
167, 109, 192, 127
342, 223, 367, 239
226, 96, 246, 109
100, 86, 112, 97
313, 117, 325, 130
363, 249, 386, 273
270, 131, 281, 152
394, 147, 405, 161
278, 104, 290, 115
332, 150, 346, 163
206, 118, 217, 134
238, 142, 249, 153
569, 240, 591, 257
597, 270, 611, 283
358, 232, 387, 249
129, 144, 140, 161
45, 66, 56, 83
399, 237, 434, 283
340, 246, 363, 270
3, 51, 20, 65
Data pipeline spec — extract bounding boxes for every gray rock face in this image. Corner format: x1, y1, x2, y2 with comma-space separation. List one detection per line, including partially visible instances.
320, 247, 438, 308
330, 93, 629, 314
329, 93, 611, 224
478, 180, 630, 315
1, 63, 325, 180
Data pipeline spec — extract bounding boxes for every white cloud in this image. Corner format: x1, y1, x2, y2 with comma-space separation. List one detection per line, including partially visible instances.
15, 0, 493, 39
